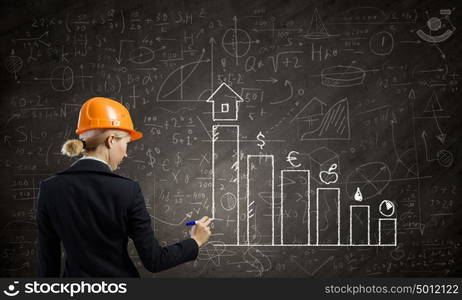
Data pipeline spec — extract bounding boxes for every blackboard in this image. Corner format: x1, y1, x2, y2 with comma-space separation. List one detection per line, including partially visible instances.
1, 0, 461, 277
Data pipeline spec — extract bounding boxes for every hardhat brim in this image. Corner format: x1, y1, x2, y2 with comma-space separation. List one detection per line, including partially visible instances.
76, 128, 143, 142
129, 130, 143, 142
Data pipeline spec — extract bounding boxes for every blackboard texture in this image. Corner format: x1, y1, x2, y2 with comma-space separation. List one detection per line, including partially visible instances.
1, 0, 461, 277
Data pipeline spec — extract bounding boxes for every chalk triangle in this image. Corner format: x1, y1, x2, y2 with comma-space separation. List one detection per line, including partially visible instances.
408, 89, 415, 100
424, 91, 444, 113
304, 8, 337, 39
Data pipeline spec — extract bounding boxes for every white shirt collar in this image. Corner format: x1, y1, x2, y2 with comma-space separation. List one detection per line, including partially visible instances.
79, 156, 111, 169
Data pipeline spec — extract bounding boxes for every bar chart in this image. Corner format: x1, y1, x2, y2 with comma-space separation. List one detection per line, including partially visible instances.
208, 84, 397, 248
212, 124, 240, 245
316, 188, 340, 246
212, 149, 397, 247
281, 170, 310, 246
247, 155, 274, 245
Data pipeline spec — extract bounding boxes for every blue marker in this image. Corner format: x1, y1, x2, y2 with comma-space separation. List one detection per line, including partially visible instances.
185, 218, 214, 226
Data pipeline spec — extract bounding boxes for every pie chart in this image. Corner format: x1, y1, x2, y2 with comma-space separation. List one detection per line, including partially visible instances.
379, 200, 395, 217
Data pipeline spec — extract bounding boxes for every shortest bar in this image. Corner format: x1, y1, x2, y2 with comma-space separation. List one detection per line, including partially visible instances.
378, 218, 397, 246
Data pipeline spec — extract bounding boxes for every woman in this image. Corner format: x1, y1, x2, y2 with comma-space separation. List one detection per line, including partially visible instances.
37, 97, 211, 277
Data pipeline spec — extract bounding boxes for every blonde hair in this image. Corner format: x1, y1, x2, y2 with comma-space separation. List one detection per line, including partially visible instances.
61, 129, 130, 157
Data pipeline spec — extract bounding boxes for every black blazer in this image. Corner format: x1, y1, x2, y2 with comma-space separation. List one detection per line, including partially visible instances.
36, 158, 198, 277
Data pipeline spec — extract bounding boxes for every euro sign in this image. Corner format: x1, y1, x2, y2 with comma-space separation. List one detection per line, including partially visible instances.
286, 151, 301, 168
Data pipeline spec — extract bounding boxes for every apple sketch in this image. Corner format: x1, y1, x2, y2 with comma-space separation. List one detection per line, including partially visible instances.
319, 163, 339, 185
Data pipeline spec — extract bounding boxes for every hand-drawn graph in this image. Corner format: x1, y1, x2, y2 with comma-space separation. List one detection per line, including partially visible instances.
281, 170, 310, 245
247, 155, 274, 245
292, 97, 351, 141
211, 125, 240, 245
3, 0, 460, 277
156, 48, 212, 102
207, 84, 396, 247
222, 16, 258, 66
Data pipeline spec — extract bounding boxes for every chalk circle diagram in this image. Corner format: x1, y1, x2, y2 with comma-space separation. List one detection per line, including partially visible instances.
379, 200, 395, 217
321, 65, 366, 87
221, 24, 252, 59
369, 31, 394, 56
51, 66, 74, 91
34, 66, 74, 92
415, 9, 456, 59
346, 162, 391, 200
416, 9, 456, 43
4, 49, 23, 81
220, 192, 237, 211
156, 49, 211, 101
128, 46, 155, 64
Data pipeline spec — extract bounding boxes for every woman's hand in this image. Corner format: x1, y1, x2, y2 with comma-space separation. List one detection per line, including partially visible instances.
190, 216, 212, 247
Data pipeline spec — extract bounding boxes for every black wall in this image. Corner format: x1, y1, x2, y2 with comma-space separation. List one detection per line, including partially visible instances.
0, 0, 461, 277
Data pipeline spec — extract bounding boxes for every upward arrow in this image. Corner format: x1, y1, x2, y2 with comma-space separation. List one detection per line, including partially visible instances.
209, 37, 216, 93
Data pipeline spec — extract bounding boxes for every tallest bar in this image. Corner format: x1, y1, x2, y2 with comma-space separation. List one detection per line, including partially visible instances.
212, 125, 239, 245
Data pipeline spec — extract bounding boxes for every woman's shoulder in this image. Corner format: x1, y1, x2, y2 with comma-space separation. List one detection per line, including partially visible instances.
40, 168, 137, 189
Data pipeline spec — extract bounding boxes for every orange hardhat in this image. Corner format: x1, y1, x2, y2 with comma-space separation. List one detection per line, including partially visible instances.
75, 97, 143, 141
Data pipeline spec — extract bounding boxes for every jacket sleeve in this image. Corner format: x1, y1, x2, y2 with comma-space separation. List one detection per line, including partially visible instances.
36, 181, 61, 277
127, 182, 199, 273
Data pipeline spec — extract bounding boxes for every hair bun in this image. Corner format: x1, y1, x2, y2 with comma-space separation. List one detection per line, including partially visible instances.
61, 139, 84, 157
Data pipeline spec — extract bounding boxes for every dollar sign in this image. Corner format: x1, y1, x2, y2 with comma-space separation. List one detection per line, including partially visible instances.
256, 131, 266, 150
146, 148, 156, 168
